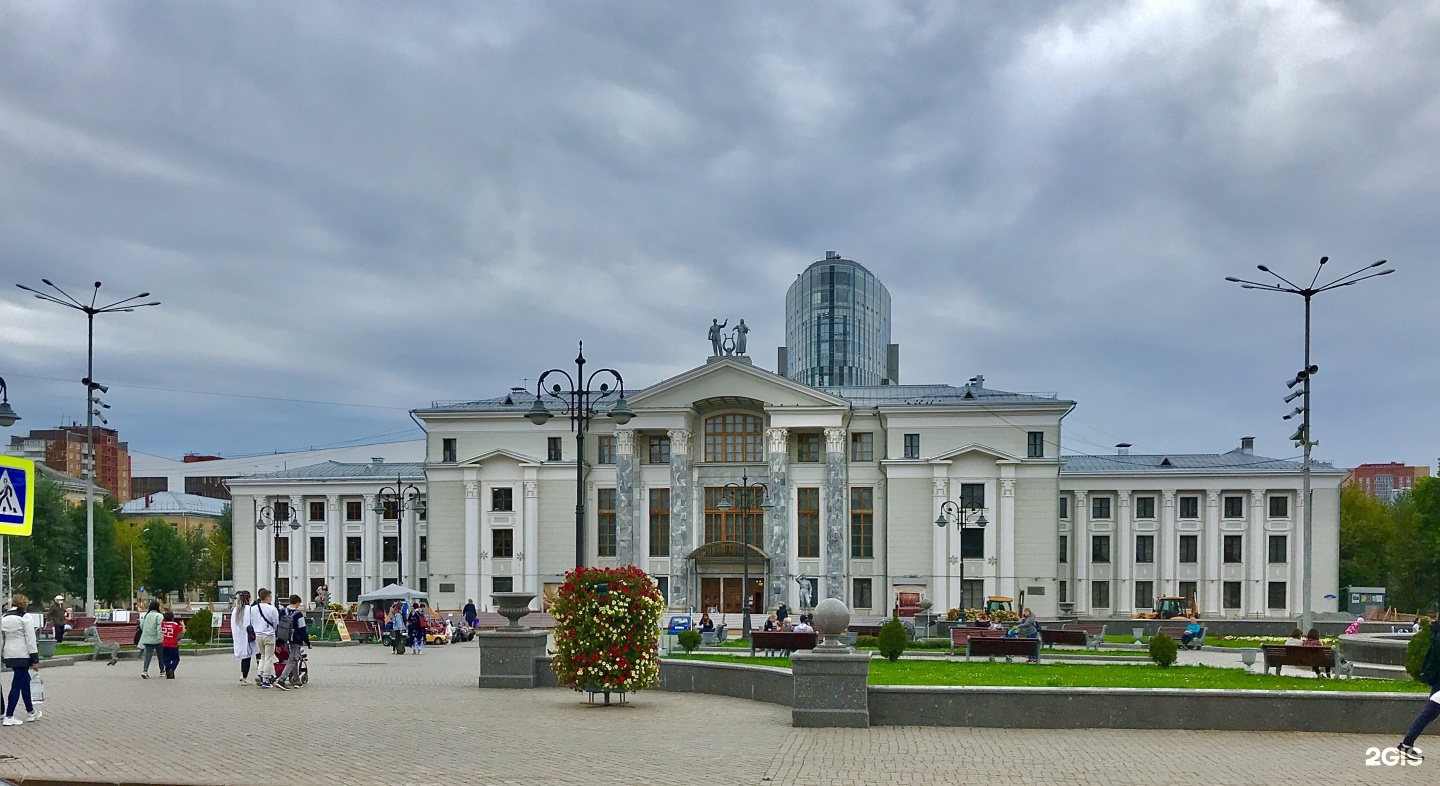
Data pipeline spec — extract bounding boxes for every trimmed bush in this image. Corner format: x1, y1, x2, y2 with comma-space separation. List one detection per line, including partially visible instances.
677, 629, 702, 654
856, 634, 879, 648
878, 615, 908, 662
1149, 631, 1178, 668
187, 608, 213, 646
1407, 617, 1432, 681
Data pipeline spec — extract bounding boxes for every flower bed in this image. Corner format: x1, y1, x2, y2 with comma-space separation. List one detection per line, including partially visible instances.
549, 566, 664, 694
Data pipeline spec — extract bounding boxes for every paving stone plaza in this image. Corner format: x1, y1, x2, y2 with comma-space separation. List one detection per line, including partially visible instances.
0, 643, 1426, 786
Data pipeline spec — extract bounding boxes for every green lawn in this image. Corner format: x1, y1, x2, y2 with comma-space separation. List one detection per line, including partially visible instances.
1101, 633, 1337, 649
54, 642, 220, 656
667, 654, 1427, 693
711, 642, 1138, 658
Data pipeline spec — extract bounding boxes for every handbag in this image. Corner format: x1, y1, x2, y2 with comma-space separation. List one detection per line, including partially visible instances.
133, 624, 142, 645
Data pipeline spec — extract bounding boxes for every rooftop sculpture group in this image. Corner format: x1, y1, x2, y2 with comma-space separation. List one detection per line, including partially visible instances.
707, 318, 750, 357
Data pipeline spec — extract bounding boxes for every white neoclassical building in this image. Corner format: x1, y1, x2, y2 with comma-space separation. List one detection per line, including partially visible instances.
229, 355, 1341, 620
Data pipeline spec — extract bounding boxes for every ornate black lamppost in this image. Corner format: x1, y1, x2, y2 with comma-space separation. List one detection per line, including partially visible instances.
525, 342, 633, 569
715, 469, 773, 638
0, 377, 19, 427
935, 500, 988, 613
373, 473, 425, 586
1226, 256, 1394, 632
255, 501, 301, 592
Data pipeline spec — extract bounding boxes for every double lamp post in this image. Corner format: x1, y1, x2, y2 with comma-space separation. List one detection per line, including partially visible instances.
936, 500, 988, 612
715, 469, 773, 638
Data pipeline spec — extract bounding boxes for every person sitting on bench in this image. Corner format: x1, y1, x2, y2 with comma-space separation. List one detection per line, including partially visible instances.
698, 613, 715, 633
1303, 628, 1331, 677
1181, 617, 1203, 648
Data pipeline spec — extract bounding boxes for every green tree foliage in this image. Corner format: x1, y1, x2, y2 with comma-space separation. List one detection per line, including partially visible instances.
677, 629, 702, 653
1148, 632, 1178, 667
1339, 481, 1440, 615
115, 519, 151, 604
182, 526, 209, 598
878, 614, 908, 662
8, 476, 75, 602
140, 519, 189, 597
1406, 617, 1431, 681
67, 498, 127, 604
187, 608, 214, 646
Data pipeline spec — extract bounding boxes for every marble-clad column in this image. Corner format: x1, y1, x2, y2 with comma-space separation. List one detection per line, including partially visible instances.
464, 481, 480, 605
1073, 491, 1089, 615
667, 429, 694, 609
614, 429, 637, 566
765, 427, 790, 609
822, 427, 847, 601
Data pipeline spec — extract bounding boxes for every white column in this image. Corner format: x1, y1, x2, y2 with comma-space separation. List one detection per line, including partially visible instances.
1292, 491, 1305, 618
1249, 490, 1266, 617
999, 478, 1016, 600
1073, 491, 1089, 615
932, 476, 950, 612
1116, 491, 1132, 616
523, 479, 539, 601
326, 495, 341, 601
362, 494, 378, 593
1160, 491, 1176, 596
255, 497, 270, 591
1204, 490, 1221, 615
289, 494, 305, 598
464, 480, 480, 607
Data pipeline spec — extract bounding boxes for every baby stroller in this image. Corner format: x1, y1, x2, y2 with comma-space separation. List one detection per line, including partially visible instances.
272, 642, 310, 687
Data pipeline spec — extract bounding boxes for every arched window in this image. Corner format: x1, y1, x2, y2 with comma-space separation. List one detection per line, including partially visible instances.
703, 413, 763, 463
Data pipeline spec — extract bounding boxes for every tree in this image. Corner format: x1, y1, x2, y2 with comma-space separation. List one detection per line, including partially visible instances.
140, 520, 190, 598
7, 476, 77, 603
877, 614, 908, 662
182, 526, 209, 600
67, 497, 127, 605
115, 518, 151, 605
197, 505, 232, 601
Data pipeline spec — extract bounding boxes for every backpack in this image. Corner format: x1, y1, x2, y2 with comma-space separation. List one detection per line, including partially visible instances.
275, 609, 294, 644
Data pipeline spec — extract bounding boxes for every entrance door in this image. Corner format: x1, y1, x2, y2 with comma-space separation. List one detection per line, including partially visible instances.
721, 578, 742, 613
701, 578, 722, 614
748, 577, 764, 613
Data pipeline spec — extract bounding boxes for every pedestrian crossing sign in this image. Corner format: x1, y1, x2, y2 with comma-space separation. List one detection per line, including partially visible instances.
0, 456, 35, 536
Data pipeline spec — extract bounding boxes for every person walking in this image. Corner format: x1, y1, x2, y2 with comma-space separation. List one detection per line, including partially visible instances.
137, 600, 164, 679
46, 596, 70, 643
1, 594, 41, 725
407, 603, 426, 654
160, 611, 184, 679
463, 598, 478, 628
230, 591, 257, 684
250, 589, 280, 687
276, 595, 311, 690
1397, 620, 1440, 762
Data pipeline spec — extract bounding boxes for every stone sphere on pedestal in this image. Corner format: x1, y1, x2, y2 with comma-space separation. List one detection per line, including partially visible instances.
813, 597, 851, 648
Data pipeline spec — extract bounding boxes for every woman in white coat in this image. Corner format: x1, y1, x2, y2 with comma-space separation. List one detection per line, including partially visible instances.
229, 590, 257, 685
1, 593, 40, 725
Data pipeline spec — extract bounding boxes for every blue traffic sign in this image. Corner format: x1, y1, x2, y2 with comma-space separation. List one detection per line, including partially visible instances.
0, 456, 34, 536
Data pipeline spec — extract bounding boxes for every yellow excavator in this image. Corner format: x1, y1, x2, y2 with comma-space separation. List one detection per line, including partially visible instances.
1133, 596, 1198, 620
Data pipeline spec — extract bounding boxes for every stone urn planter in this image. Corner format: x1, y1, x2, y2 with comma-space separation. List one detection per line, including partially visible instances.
1239, 648, 1259, 670
490, 592, 538, 630
37, 638, 57, 660
1133, 627, 1146, 644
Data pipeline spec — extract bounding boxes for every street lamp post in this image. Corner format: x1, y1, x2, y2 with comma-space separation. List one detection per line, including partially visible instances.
255, 501, 301, 592
0, 376, 20, 427
935, 500, 989, 613
525, 342, 633, 569
1226, 256, 1395, 633
373, 473, 425, 587
17, 280, 159, 613
715, 469, 774, 638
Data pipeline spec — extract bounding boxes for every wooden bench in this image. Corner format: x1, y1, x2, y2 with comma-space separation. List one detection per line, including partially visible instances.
750, 631, 818, 657
966, 636, 1042, 663
90, 623, 138, 646
1157, 625, 1205, 650
1040, 629, 1089, 647
1061, 623, 1107, 650
83, 626, 120, 664
1262, 644, 1336, 676
948, 626, 1004, 655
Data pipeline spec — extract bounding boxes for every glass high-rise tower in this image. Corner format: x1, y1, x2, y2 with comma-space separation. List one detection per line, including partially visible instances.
779, 252, 898, 387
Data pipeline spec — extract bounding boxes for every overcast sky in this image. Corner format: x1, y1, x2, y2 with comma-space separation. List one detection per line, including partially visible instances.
1, 1, 1435, 471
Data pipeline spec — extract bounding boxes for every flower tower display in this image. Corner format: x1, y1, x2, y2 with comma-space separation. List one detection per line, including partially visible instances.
550, 566, 664, 695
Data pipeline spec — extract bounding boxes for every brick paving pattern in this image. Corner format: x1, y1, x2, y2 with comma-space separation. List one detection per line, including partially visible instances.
0, 643, 1429, 785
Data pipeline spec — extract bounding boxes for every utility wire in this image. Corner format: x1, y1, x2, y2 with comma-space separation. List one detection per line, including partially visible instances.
7, 372, 411, 411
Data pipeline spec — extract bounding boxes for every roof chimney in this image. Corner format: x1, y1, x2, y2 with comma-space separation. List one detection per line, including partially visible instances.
371, 457, 384, 464
1116, 443, 1132, 456
1240, 436, 1254, 455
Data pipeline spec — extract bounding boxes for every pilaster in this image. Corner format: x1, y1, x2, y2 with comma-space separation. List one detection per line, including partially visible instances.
326, 495, 341, 599
667, 428, 694, 609
1073, 491, 1089, 615
614, 429, 637, 566
1205, 490, 1221, 615
289, 494, 305, 597
362, 494, 378, 593
932, 476, 949, 611
465, 480, 481, 606
523, 479, 539, 598
766, 428, 790, 609
999, 478, 1016, 600
822, 427, 847, 601
1160, 491, 1176, 597
1116, 492, 1132, 616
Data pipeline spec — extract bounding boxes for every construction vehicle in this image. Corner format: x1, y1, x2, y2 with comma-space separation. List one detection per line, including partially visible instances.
1133, 596, 1198, 620
985, 596, 1014, 616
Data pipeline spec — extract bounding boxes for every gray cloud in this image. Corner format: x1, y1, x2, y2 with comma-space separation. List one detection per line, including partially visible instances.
1, 1, 1435, 468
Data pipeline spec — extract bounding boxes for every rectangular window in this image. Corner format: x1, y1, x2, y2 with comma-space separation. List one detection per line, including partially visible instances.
850, 432, 874, 462
273, 500, 291, 521
547, 437, 562, 461
419, 578, 428, 593
442, 438, 457, 463
309, 536, 324, 563
903, 433, 920, 459
276, 578, 290, 599
418, 536, 428, 562
1091, 496, 1112, 520
1135, 580, 1154, 610
493, 576, 514, 594
702, 487, 764, 545
493, 528, 514, 559
492, 487, 514, 512
1223, 581, 1242, 609
1223, 495, 1244, 519
382, 536, 399, 562
1091, 580, 1111, 609
1134, 496, 1156, 519
1091, 535, 1111, 564
1179, 581, 1198, 604
345, 500, 362, 521
1179, 495, 1199, 519
649, 489, 670, 557
596, 435, 615, 465
274, 536, 290, 562
960, 483, 985, 510
1269, 495, 1289, 518
1059, 580, 1068, 604
1058, 496, 1069, 519
797, 488, 820, 559
852, 578, 872, 610
308, 501, 325, 521
850, 487, 874, 558
381, 575, 398, 588
345, 536, 362, 562
1268, 581, 1287, 610
1268, 535, 1288, 564
796, 433, 822, 463
1135, 535, 1155, 564
961, 579, 985, 611
597, 488, 617, 557
346, 577, 362, 603
1027, 431, 1044, 458
1179, 535, 1198, 563
1058, 535, 1068, 563
1223, 535, 1243, 563
382, 499, 398, 520
649, 436, 671, 464
960, 527, 984, 559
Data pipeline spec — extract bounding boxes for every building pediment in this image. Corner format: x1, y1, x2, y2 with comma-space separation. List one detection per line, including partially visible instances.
928, 443, 1025, 464
628, 358, 849, 411
457, 448, 541, 467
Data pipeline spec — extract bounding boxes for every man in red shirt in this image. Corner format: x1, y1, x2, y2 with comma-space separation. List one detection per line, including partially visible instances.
160, 612, 184, 680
